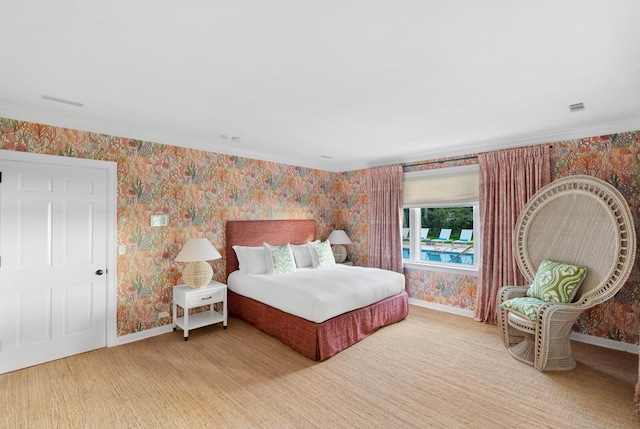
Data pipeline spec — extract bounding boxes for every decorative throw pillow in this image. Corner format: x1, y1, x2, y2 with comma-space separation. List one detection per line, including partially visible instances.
263, 243, 297, 275
526, 259, 588, 303
312, 240, 335, 268
500, 297, 546, 322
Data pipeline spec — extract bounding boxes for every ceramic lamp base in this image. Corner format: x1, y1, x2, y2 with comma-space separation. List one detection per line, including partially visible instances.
331, 244, 347, 263
182, 261, 213, 288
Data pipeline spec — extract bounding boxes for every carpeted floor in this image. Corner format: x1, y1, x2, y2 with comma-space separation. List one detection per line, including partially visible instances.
1, 305, 638, 428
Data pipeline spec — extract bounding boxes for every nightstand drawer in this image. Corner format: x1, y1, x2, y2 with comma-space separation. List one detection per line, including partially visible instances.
187, 288, 224, 307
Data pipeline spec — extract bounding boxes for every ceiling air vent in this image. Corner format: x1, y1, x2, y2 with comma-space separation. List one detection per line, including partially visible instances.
41, 95, 83, 107
569, 102, 585, 112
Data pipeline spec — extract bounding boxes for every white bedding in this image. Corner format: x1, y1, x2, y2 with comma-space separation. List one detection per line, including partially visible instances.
227, 265, 405, 323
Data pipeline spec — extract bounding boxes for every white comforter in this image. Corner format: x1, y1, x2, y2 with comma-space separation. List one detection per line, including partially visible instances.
227, 265, 405, 323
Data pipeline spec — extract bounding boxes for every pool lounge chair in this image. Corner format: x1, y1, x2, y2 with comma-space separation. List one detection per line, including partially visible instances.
420, 228, 430, 241
432, 229, 452, 249
452, 229, 473, 247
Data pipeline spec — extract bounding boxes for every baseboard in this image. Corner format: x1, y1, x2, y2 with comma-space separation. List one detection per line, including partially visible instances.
107, 324, 174, 347
408, 298, 475, 318
570, 332, 639, 354
409, 299, 639, 354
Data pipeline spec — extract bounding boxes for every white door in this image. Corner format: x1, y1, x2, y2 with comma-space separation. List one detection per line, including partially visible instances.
0, 154, 108, 374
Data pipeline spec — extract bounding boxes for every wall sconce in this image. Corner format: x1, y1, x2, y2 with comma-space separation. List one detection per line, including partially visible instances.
175, 238, 221, 288
327, 230, 352, 263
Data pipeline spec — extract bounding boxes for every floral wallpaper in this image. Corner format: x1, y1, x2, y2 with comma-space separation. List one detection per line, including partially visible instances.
404, 268, 477, 310
333, 169, 370, 266
1, 116, 638, 345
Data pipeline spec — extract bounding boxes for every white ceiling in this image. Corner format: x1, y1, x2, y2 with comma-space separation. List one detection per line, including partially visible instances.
2, 1, 640, 172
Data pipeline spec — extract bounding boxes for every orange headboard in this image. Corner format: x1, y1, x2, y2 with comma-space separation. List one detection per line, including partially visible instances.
225, 219, 316, 279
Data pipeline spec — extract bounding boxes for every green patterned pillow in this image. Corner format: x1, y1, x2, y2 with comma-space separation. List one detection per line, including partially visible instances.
263, 243, 296, 275
313, 240, 336, 268
526, 259, 588, 303
500, 297, 546, 322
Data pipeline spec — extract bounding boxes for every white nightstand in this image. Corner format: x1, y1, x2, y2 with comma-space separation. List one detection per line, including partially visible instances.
173, 281, 227, 341
337, 261, 354, 266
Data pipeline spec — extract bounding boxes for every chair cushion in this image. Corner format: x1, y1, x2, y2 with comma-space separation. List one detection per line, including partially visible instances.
525, 259, 587, 303
500, 297, 547, 322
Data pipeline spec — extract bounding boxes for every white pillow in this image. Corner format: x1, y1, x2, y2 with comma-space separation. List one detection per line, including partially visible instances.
232, 245, 267, 274
232, 245, 248, 273
263, 242, 297, 275
291, 242, 314, 268
306, 240, 321, 268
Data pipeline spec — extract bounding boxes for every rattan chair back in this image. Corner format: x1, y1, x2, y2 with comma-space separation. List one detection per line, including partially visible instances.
513, 175, 636, 306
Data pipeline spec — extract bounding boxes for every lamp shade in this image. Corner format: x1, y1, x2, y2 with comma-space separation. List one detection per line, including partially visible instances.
327, 230, 352, 263
175, 238, 221, 262
175, 238, 221, 288
327, 230, 352, 245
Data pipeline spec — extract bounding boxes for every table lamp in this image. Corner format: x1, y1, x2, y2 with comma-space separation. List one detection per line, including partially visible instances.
175, 238, 221, 288
327, 230, 352, 263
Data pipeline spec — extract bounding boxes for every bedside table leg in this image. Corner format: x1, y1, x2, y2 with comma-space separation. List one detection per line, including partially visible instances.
184, 311, 189, 340
172, 301, 177, 332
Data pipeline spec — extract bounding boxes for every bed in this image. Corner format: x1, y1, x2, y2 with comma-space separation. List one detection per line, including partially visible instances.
225, 219, 409, 361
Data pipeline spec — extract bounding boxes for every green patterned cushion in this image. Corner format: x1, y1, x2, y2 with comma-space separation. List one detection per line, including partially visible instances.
263, 243, 296, 275
526, 260, 588, 303
314, 240, 336, 267
500, 297, 546, 322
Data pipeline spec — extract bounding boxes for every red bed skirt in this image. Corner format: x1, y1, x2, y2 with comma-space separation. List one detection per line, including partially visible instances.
228, 290, 409, 361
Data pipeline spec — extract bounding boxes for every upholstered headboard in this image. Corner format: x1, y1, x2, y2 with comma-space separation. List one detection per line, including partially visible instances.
225, 219, 316, 280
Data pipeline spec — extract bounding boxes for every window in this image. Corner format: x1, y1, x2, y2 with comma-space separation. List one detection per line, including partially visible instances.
402, 165, 479, 270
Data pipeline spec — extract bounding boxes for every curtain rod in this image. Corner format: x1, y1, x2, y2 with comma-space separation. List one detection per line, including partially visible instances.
402, 155, 478, 169
402, 144, 554, 169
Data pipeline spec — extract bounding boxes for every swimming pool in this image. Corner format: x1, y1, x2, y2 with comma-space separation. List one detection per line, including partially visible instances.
402, 248, 474, 265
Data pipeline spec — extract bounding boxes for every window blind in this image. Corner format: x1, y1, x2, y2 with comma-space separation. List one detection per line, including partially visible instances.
403, 166, 479, 207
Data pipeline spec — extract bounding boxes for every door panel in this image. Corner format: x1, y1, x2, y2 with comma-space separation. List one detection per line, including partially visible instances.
19, 201, 53, 268
0, 157, 108, 374
19, 288, 52, 344
64, 201, 94, 265
64, 283, 94, 335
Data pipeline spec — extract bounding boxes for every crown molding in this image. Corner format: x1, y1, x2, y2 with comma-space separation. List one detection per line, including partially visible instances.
2, 104, 639, 173
369, 115, 640, 170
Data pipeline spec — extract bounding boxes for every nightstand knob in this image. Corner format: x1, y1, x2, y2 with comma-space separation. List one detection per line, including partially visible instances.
95, 269, 104, 275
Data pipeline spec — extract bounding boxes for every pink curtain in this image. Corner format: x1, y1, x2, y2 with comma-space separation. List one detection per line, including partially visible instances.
367, 165, 403, 273
474, 145, 550, 323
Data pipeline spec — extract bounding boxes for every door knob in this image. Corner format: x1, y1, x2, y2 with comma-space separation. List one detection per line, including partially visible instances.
95, 270, 104, 275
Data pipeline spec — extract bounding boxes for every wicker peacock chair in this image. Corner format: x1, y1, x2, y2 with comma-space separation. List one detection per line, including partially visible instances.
497, 175, 636, 371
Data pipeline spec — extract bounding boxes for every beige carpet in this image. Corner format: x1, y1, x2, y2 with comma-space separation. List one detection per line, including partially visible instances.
1, 305, 638, 429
